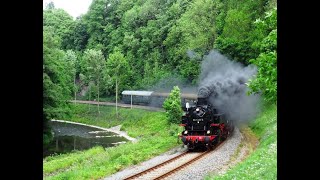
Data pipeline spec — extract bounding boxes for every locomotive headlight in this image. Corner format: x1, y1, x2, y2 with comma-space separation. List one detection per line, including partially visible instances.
184, 130, 188, 134
207, 130, 210, 134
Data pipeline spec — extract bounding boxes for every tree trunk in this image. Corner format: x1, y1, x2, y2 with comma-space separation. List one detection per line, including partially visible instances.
97, 79, 100, 114
89, 86, 91, 111
74, 75, 76, 104
116, 78, 118, 118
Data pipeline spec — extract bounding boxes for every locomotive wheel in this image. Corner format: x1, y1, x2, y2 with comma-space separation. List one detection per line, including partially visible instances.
222, 129, 228, 140
187, 144, 195, 151
217, 132, 221, 144
213, 130, 221, 146
206, 144, 212, 150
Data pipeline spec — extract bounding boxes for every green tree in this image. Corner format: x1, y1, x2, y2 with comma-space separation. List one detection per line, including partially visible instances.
213, 0, 267, 64
163, 86, 183, 124
70, 19, 89, 51
64, 50, 78, 103
43, 27, 72, 147
43, 8, 75, 49
83, 49, 106, 113
106, 48, 130, 117
247, 8, 277, 103
164, 0, 222, 82
83, 0, 108, 53
247, 51, 277, 103
88, 81, 96, 110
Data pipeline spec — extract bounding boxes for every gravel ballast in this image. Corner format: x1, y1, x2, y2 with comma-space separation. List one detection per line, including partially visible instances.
164, 127, 242, 180
103, 127, 242, 180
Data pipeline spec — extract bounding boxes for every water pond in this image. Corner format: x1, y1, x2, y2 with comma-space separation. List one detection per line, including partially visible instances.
43, 121, 128, 157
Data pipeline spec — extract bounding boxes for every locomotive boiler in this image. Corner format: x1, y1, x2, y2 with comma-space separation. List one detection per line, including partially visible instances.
180, 97, 234, 150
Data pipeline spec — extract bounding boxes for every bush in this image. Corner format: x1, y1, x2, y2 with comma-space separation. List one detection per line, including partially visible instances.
163, 86, 183, 124
247, 8, 277, 103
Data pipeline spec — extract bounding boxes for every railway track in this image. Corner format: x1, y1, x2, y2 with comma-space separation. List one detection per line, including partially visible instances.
124, 141, 227, 180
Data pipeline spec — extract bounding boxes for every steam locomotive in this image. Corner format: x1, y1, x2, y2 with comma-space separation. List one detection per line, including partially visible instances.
179, 97, 234, 150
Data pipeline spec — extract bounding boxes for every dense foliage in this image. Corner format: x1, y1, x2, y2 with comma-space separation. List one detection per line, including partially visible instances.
163, 86, 183, 124
43, 0, 277, 145
247, 8, 277, 103
43, 26, 72, 147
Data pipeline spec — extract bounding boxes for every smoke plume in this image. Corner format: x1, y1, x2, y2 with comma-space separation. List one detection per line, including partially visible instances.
198, 50, 260, 125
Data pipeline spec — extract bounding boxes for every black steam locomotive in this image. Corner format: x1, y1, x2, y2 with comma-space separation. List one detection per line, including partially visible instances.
180, 97, 234, 150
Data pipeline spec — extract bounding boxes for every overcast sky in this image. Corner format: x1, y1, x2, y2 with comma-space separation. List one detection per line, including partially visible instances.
43, 0, 93, 19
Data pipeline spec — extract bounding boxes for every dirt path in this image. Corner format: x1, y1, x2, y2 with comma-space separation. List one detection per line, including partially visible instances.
70, 100, 164, 112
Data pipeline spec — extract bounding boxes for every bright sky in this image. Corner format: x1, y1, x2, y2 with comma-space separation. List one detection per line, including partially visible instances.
43, 0, 93, 19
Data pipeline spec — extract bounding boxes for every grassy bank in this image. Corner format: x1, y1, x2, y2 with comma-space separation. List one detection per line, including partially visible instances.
66, 103, 151, 130
44, 104, 182, 180
206, 103, 277, 179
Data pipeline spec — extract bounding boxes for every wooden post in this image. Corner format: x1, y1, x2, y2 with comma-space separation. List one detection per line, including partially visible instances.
131, 95, 132, 109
